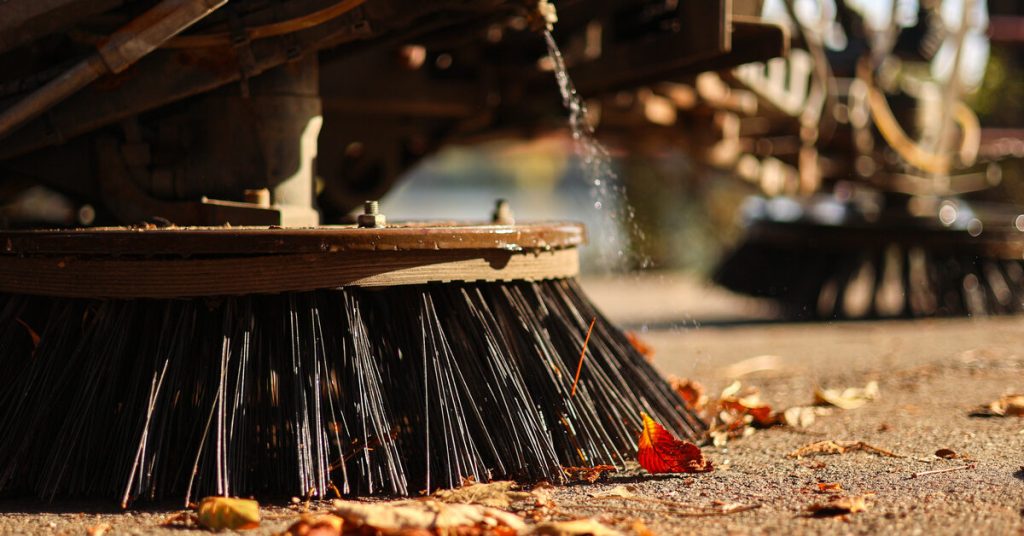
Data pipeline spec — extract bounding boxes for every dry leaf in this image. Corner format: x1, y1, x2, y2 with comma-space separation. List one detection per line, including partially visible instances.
782, 406, 818, 428
196, 497, 260, 531
807, 494, 873, 517
333, 499, 525, 535
590, 485, 636, 499
971, 394, 1024, 417
529, 519, 624, 535
433, 481, 534, 509
624, 331, 655, 360
631, 520, 655, 536
277, 514, 344, 536
562, 465, 617, 484
814, 381, 879, 410
789, 440, 900, 458
816, 482, 843, 493
934, 448, 958, 459
669, 377, 707, 412
637, 412, 712, 474
721, 354, 784, 378
86, 523, 112, 536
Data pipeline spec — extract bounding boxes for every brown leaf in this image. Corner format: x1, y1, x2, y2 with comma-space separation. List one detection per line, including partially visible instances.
624, 331, 654, 361
562, 465, 617, 484
433, 481, 535, 509
971, 394, 1024, 417
333, 499, 526, 535
631, 520, 655, 536
276, 514, 344, 536
86, 523, 112, 536
590, 485, 636, 499
529, 519, 624, 535
637, 412, 712, 474
196, 497, 261, 531
781, 406, 821, 428
668, 377, 707, 412
789, 440, 900, 458
934, 448, 958, 459
816, 482, 843, 493
807, 494, 873, 517
814, 381, 879, 410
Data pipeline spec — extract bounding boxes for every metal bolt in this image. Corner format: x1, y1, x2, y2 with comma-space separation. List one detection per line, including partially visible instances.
357, 200, 386, 228
244, 188, 271, 207
491, 199, 515, 225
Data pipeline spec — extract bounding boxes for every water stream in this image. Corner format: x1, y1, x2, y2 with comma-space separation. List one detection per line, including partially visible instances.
543, 30, 652, 274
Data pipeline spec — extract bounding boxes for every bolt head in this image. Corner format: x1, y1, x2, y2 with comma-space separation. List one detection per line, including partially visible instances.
357, 213, 386, 228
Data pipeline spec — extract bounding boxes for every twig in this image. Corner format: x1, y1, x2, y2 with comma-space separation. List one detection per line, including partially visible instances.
570, 317, 596, 397
910, 464, 975, 478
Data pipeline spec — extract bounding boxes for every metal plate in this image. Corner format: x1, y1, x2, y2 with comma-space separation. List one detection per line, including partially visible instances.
0, 222, 585, 298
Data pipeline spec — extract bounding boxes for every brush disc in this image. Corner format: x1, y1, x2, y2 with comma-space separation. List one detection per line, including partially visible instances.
715, 211, 1024, 319
0, 222, 704, 504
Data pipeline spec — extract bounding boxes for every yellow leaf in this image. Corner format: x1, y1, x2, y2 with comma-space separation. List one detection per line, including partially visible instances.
197, 496, 261, 531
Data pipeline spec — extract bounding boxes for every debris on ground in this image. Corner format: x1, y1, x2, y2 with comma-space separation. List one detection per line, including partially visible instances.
789, 440, 901, 458
806, 494, 874, 518
332, 499, 526, 535
815, 482, 844, 493
196, 497, 261, 531
590, 485, 636, 499
934, 448, 959, 459
911, 464, 976, 478
813, 381, 880, 410
276, 514, 344, 536
433, 481, 536, 509
624, 331, 655, 361
970, 394, 1024, 417
637, 412, 713, 474
669, 377, 708, 412
562, 465, 617, 483
529, 518, 624, 535
86, 523, 112, 536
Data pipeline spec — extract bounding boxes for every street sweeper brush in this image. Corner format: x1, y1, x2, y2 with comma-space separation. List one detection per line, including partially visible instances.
714, 200, 1024, 319
0, 221, 704, 505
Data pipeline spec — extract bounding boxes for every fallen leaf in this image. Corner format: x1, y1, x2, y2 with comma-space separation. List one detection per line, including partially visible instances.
788, 440, 900, 458
590, 485, 636, 499
934, 448, 958, 459
668, 377, 707, 412
631, 519, 655, 536
529, 519, 624, 535
971, 394, 1024, 417
719, 396, 774, 427
624, 331, 655, 361
433, 481, 535, 509
86, 523, 112, 536
814, 381, 879, 410
721, 354, 784, 378
782, 406, 819, 428
196, 496, 261, 531
333, 499, 525, 535
637, 412, 712, 474
562, 465, 617, 483
807, 494, 873, 517
277, 514, 343, 536
816, 482, 843, 493
159, 511, 195, 528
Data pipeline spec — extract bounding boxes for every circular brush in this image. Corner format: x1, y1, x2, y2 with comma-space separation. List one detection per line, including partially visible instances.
0, 222, 703, 505
714, 199, 1024, 319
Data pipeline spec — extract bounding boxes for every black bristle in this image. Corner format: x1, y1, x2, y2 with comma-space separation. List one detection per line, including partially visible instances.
0, 279, 702, 504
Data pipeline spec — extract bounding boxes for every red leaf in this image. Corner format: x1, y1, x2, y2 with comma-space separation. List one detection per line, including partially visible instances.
637, 412, 712, 474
